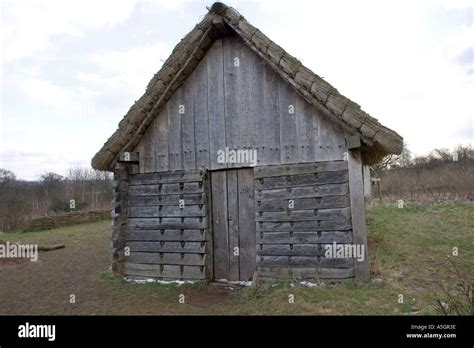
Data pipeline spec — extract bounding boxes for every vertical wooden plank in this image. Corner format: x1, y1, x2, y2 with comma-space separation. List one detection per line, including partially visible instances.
242, 39, 258, 165
142, 121, 155, 173
211, 171, 229, 279
227, 170, 240, 280
223, 37, 239, 169
347, 148, 369, 281
279, 78, 297, 164
318, 114, 345, 161
135, 139, 145, 174
167, 89, 183, 171
194, 56, 210, 169
262, 65, 280, 165
181, 74, 196, 171
208, 39, 226, 170
204, 171, 213, 280
295, 94, 315, 163
238, 168, 256, 281
155, 108, 169, 172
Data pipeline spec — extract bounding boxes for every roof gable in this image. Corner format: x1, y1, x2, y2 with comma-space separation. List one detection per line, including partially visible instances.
92, 2, 403, 171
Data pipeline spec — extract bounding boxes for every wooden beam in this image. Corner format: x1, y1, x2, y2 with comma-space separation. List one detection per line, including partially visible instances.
347, 148, 369, 282
346, 134, 361, 149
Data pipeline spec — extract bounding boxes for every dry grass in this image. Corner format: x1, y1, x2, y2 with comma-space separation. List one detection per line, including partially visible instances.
0, 202, 472, 315
373, 162, 474, 203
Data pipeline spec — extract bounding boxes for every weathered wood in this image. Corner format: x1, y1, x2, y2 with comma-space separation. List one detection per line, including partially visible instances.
279, 78, 297, 163
316, 113, 346, 161
128, 194, 206, 207
262, 65, 280, 164
128, 217, 208, 230
37, 244, 65, 251
181, 75, 196, 170
211, 171, 229, 279
257, 231, 352, 244
167, 89, 183, 171
127, 229, 209, 241
237, 168, 256, 280
223, 37, 241, 169
347, 134, 361, 149
154, 109, 169, 172
255, 195, 349, 212
257, 256, 353, 268
296, 94, 315, 162
127, 241, 207, 253
254, 171, 348, 190
207, 39, 226, 170
254, 161, 347, 178
255, 182, 349, 200
126, 252, 207, 266
246, 38, 262, 163
255, 207, 351, 222
128, 182, 203, 195
347, 148, 369, 281
227, 170, 240, 280
125, 264, 206, 279
128, 205, 207, 218
194, 56, 210, 169
135, 139, 145, 173
257, 244, 323, 256
129, 37, 350, 174
256, 219, 352, 232
142, 123, 156, 172
129, 170, 205, 185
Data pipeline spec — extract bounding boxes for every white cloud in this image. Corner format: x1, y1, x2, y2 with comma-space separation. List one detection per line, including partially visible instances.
1, 0, 137, 62
19, 78, 73, 108
89, 42, 171, 93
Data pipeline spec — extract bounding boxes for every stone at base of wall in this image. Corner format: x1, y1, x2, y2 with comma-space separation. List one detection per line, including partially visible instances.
251, 267, 361, 290
112, 260, 124, 276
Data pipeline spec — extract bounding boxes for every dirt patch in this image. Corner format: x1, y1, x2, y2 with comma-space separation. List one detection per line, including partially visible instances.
0, 240, 31, 270
185, 288, 229, 306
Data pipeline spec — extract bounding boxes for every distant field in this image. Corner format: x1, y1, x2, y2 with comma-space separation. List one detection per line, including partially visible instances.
0, 203, 472, 315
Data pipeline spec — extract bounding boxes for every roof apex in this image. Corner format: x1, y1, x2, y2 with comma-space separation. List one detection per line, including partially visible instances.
91, 2, 403, 171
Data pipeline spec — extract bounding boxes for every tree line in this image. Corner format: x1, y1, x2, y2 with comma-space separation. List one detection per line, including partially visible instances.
0, 167, 113, 232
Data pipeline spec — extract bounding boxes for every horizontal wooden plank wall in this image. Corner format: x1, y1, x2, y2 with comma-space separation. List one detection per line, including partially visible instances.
254, 161, 355, 281
134, 36, 346, 173
124, 170, 212, 280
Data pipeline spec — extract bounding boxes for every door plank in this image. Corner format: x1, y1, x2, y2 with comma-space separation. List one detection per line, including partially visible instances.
238, 168, 256, 280
227, 170, 240, 280
211, 171, 229, 279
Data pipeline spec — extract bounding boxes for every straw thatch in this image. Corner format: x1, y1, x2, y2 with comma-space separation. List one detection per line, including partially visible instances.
92, 2, 403, 171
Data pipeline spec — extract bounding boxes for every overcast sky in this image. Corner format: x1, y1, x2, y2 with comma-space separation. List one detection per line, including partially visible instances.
0, 0, 472, 180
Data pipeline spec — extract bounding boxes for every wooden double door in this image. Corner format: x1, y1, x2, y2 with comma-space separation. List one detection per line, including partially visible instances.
210, 169, 256, 281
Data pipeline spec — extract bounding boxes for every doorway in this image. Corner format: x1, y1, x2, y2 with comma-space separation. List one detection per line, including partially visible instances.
210, 168, 256, 281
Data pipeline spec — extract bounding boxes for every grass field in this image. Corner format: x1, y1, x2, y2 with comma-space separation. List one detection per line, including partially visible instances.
0, 203, 472, 315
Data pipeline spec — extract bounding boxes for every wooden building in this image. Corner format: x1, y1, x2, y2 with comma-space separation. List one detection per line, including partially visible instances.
92, 2, 403, 284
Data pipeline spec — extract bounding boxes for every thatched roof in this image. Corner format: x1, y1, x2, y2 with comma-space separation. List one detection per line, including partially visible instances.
92, 2, 403, 171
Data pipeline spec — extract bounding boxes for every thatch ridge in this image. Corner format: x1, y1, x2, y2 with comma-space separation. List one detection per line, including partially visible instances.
92, 2, 403, 170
